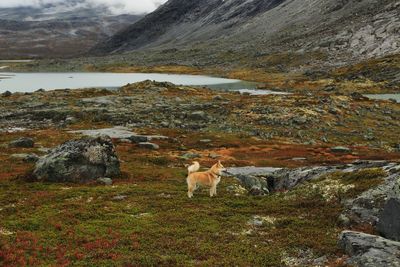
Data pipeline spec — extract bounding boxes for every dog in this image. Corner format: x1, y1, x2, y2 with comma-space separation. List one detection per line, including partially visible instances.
186, 161, 227, 198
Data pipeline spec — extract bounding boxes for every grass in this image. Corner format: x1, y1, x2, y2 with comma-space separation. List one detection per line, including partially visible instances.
1, 84, 399, 265
0, 128, 356, 266
0, 176, 344, 266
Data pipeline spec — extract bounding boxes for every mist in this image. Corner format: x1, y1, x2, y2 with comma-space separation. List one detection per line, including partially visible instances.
0, 0, 167, 14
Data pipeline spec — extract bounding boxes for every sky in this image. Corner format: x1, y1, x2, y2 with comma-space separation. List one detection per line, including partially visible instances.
0, 0, 168, 14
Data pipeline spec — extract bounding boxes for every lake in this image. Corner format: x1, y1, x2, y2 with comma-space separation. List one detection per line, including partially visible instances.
0, 72, 264, 93
365, 93, 400, 103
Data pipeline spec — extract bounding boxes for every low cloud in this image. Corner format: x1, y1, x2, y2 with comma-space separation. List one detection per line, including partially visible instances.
0, 0, 167, 15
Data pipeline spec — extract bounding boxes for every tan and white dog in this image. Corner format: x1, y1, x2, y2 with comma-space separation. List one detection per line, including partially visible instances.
186, 161, 227, 198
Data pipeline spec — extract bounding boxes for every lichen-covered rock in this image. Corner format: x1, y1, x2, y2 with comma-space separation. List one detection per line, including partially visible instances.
235, 174, 270, 196
341, 165, 400, 225
339, 231, 400, 267
33, 136, 120, 183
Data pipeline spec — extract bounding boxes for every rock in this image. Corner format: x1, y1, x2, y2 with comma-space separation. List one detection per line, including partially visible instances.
128, 135, 149, 143
323, 85, 337, 92
339, 231, 400, 267
9, 137, 34, 148
330, 146, 352, 153
395, 144, 400, 152
208, 152, 221, 159
70, 127, 136, 140
351, 92, 368, 101
200, 139, 212, 143
235, 174, 269, 196
97, 177, 113, 186
138, 142, 159, 150
65, 116, 77, 124
247, 215, 276, 227
10, 153, 39, 163
337, 214, 351, 227
213, 95, 224, 101
270, 166, 334, 191
112, 195, 127, 201
1, 91, 12, 97
249, 185, 269, 196
33, 136, 120, 183
377, 198, 400, 242
225, 167, 280, 177
342, 168, 399, 225
188, 111, 207, 121
181, 152, 200, 159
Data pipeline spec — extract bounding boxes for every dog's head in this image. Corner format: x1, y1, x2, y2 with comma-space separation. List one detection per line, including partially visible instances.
214, 160, 227, 175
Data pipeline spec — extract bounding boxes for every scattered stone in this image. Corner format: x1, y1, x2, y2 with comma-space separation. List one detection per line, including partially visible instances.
377, 198, 400, 242
1, 91, 12, 97
97, 177, 113, 186
131, 213, 152, 218
129, 135, 149, 143
112, 195, 127, 201
208, 152, 221, 159
9, 137, 34, 148
337, 214, 351, 227
226, 184, 247, 196
10, 153, 39, 163
213, 95, 224, 101
65, 116, 77, 124
158, 193, 172, 198
247, 215, 276, 227
351, 92, 368, 101
181, 152, 201, 159
199, 139, 212, 143
330, 146, 352, 153
0, 227, 14, 236
33, 136, 120, 183
188, 111, 207, 121
291, 157, 307, 161
339, 231, 400, 267
138, 142, 159, 150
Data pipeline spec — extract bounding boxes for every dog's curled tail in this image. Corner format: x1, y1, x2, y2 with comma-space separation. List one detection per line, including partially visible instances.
187, 161, 200, 175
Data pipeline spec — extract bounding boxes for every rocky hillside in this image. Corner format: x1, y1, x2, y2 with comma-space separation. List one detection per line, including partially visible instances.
0, 3, 142, 59
91, 0, 400, 68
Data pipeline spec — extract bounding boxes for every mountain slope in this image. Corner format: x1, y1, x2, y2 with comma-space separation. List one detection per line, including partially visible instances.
91, 0, 400, 67
0, 3, 142, 59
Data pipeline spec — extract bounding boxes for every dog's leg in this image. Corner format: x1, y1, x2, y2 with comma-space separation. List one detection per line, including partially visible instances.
188, 182, 195, 198
210, 183, 216, 197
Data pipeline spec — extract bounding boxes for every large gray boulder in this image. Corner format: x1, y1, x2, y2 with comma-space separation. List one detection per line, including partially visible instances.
377, 198, 400, 242
341, 165, 400, 225
33, 136, 120, 183
339, 231, 400, 267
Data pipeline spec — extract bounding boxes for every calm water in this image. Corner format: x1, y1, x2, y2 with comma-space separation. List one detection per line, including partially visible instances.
0, 72, 246, 93
365, 94, 400, 103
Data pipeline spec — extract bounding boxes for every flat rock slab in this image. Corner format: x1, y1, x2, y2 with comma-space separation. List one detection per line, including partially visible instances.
70, 127, 136, 139
339, 231, 400, 267
69, 127, 168, 142
225, 167, 281, 177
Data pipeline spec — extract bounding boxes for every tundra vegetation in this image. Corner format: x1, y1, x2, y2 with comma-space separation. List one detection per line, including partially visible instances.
0, 81, 399, 266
